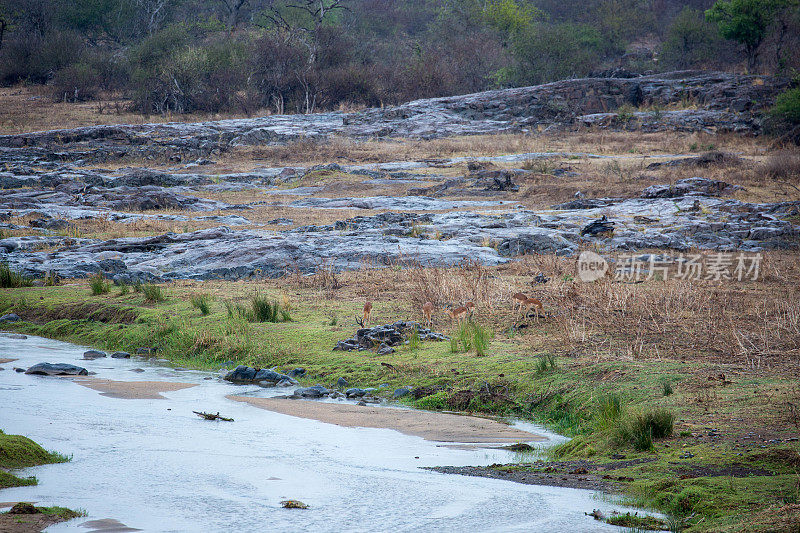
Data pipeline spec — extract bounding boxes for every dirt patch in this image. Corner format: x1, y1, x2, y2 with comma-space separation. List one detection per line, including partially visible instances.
428, 458, 657, 492
75, 379, 196, 399
228, 396, 544, 443
0, 512, 72, 532
672, 462, 774, 479
0, 358, 16, 364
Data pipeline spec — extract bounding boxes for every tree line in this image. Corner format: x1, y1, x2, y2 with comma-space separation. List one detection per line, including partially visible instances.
0, 0, 797, 116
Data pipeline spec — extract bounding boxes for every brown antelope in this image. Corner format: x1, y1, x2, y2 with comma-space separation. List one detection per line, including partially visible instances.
512, 292, 528, 314
362, 300, 373, 327
464, 301, 476, 320
517, 296, 544, 324
448, 306, 469, 326
422, 301, 434, 328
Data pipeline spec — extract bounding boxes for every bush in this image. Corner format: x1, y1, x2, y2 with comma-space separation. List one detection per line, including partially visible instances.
453, 322, 493, 356
0, 263, 33, 288
597, 392, 623, 423
768, 87, 800, 142
89, 273, 110, 295
414, 391, 449, 410
764, 150, 800, 182
224, 300, 248, 319
535, 353, 557, 375
190, 293, 212, 316
662, 380, 674, 396
117, 281, 129, 295
142, 284, 164, 302
613, 408, 675, 451
51, 62, 102, 102
249, 293, 291, 323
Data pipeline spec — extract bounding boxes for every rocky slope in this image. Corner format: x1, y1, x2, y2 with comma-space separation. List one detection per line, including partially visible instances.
0, 71, 786, 164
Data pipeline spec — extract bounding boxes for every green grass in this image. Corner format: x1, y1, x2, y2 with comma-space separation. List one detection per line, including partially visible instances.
0, 430, 70, 489
612, 408, 675, 451
117, 281, 130, 296
535, 353, 557, 375
249, 293, 291, 323
88, 273, 110, 295
452, 321, 492, 356
0, 262, 33, 288
142, 284, 164, 302
190, 293, 212, 316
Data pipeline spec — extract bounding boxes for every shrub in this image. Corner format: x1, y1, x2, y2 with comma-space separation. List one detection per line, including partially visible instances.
414, 391, 449, 410
142, 284, 164, 303
224, 300, 248, 319
453, 322, 493, 356
249, 293, 291, 323
662, 380, 674, 396
89, 273, 110, 295
190, 293, 212, 316
0, 263, 33, 288
408, 327, 421, 350
117, 281, 130, 296
50, 62, 102, 102
613, 408, 675, 451
764, 149, 800, 183
771, 87, 800, 125
535, 353, 557, 375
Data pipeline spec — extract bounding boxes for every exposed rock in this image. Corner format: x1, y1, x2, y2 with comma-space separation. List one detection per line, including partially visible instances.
0, 72, 783, 164
224, 365, 296, 385
393, 388, 411, 399
334, 321, 448, 352
25, 362, 89, 376
581, 216, 616, 237
345, 388, 367, 398
0, 313, 21, 323
294, 385, 331, 398
83, 350, 107, 360
111, 351, 131, 359
337, 377, 348, 388
287, 367, 306, 378
641, 177, 743, 198
646, 151, 744, 170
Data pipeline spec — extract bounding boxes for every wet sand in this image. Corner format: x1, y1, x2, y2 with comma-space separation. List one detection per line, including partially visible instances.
0, 358, 16, 364
228, 396, 544, 443
75, 379, 197, 399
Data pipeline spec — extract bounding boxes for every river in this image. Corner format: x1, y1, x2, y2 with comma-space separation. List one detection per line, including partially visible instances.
1, 333, 636, 532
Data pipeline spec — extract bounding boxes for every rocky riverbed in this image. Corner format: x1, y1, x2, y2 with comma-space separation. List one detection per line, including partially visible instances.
0, 70, 796, 282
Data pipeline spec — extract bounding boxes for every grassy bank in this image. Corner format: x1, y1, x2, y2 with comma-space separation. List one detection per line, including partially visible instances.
0, 431, 70, 489
2, 255, 799, 531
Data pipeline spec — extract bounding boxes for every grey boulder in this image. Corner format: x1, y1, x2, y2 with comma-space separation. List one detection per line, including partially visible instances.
25, 362, 88, 376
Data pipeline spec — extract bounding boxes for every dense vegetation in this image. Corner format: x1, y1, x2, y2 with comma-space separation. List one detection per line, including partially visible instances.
0, 0, 797, 116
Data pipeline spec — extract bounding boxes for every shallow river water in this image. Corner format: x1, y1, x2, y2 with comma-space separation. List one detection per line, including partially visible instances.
1, 334, 636, 532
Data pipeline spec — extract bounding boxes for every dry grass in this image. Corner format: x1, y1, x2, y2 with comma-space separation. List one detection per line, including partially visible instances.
0, 85, 274, 135
305, 251, 800, 371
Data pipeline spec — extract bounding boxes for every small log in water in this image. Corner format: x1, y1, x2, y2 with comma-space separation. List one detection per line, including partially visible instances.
193, 411, 234, 422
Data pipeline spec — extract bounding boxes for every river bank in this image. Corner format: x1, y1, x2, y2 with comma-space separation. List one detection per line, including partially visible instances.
1, 333, 639, 532
2, 258, 799, 531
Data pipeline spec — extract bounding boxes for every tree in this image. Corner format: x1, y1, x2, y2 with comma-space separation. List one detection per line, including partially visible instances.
660, 7, 722, 69
0, 17, 6, 50
219, 0, 249, 31
705, 0, 790, 71
262, 0, 348, 112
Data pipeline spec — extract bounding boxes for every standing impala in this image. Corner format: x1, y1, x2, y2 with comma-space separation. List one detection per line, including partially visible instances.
517, 296, 544, 324
362, 300, 373, 327
512, 292, 528, 314
422, 301, 434, 328
448, 305, 469, 326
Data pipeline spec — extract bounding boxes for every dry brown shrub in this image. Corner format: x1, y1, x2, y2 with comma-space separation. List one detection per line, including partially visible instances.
764, 149, 800, 184
405, 259, 512, 310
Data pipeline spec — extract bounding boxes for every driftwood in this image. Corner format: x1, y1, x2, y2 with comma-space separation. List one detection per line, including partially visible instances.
193, 411, 234, 422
